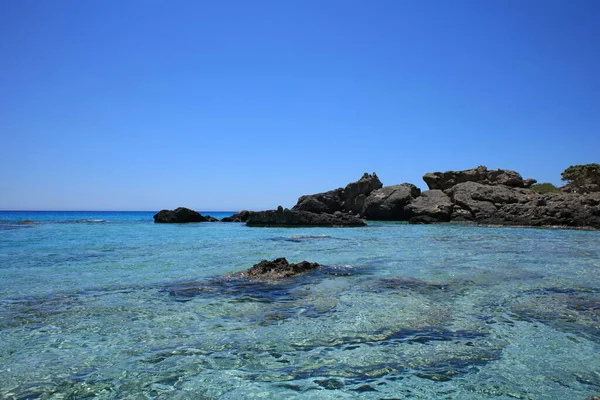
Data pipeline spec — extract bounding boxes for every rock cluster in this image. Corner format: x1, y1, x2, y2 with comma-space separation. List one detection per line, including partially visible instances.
441, 181, 600, 228
245, 206, 365, 227
422, 166, 536, 190
256, 166, 599, 229
155, 166, 600, 229
233, 257, 321, 279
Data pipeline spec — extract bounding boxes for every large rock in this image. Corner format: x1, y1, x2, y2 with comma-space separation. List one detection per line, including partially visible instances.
405, 190, 453, 223
423, 166, 536, 190
220, 210, 252, 222
293, 173, 382, 214
246, 206, 366, 227
343, 172, 384, 213
153, 207, 216, 223
445, 181, 600, 228
293, 188, 345, 214
362, 184, 421, 220
232, 257, 321, 279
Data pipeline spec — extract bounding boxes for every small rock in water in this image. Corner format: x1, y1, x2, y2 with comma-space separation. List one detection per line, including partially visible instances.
153, 207, 217, 223
234, 258, 321, 280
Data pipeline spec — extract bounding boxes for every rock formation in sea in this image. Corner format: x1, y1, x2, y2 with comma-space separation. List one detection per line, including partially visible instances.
415, 167, 600, 228
293, 172, 383, 215
157, 166, 599, 229
231, 257, 321, 279
422, 165, 537, 190
245, 206, 366, 227
153, 207, 218, 223
220, 210, 252, 222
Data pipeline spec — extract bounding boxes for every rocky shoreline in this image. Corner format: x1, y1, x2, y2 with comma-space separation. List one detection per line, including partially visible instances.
154, 166, 600, 229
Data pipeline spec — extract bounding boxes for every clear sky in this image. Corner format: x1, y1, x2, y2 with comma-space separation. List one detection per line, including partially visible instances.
1, 0, 598, 211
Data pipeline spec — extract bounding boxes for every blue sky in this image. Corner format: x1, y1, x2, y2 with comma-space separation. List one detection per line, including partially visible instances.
1, 0, 598, 211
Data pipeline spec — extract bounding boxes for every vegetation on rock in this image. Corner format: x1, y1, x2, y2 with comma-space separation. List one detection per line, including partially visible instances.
561, 163, 600, 193
530, 183, 560, 193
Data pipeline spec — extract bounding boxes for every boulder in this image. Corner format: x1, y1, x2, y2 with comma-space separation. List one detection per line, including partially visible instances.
220, 210, 252, 222
294, 188, 345, 214
246, 206, 366, 227
362, 184, 420, 220
423, 166, 536, 190
153, 207, 216, 223
343, 172, 384, 213
405, 190, 453, 223
232, 257, 321, 279
444, 182, 600, 228
293, 173, 382, 214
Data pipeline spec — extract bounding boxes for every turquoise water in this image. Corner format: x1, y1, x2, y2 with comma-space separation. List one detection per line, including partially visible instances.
1, 211, 599, 399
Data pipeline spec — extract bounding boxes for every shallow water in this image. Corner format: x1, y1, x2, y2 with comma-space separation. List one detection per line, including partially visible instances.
0, 211, 599, 399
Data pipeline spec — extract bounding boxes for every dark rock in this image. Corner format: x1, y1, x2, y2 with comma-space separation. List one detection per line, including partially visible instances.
405, 190, 453, 223
232, 257, 321, 279
293, 173, 382, 215
246, 206, 366, 227
343, 172, 384, 213
561, 182, 600, 194
153, 207, 216, 223
445, 182, 600, 228
294, 188, 345, 214
220, 210, 252, 222
423, 166, 536, 190
362, 183, 421, 220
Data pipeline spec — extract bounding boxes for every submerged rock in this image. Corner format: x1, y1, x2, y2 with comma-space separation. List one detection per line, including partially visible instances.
153, 207, 217, 223
233, 257, 321, 280
246, 206, 366, 227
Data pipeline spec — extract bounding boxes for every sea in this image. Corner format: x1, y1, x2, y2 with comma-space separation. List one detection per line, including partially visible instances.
1, 211, 599, 399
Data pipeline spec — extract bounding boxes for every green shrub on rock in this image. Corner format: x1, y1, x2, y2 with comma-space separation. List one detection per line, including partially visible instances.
530, 183, 561, 193
561, 163, 600, 193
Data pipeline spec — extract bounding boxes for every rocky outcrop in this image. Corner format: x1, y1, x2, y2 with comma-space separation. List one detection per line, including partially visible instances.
423, 166, 536, 191
232, 257, 321, 279
362, 184, 420, 220
293, 173, 382, 215
405, 190, 453, 223
245, 206, 366, 227
153, 207, 217, 223
220, 210, 252, 222
156, 166, 599, 229
445, 181, 600, 228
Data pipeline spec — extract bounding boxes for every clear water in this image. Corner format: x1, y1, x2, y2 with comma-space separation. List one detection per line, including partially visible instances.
1, 211, 599, 399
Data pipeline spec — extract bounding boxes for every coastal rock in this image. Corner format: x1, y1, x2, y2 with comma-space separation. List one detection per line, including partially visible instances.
405, 190, 453, 223
153, 207, 216, 223
444, 181, 600, 228
220, 210, 252, 222
233, 257, 321, 279
423, 166, 536, 191
362, 184, 421, 220
246, 206, 366, 227
343, 172, 384, 213
293, 173, 382, 215
293, 188, 345, 214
